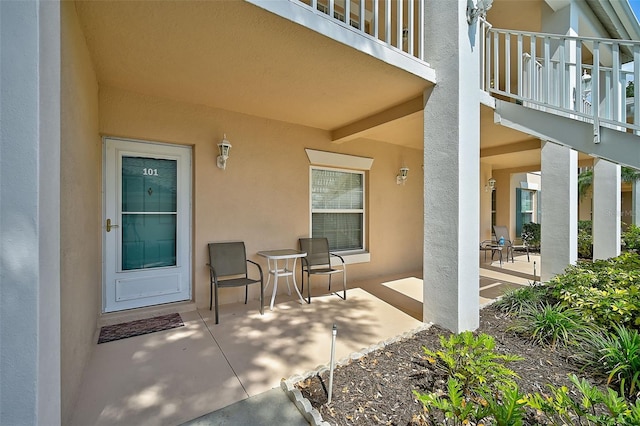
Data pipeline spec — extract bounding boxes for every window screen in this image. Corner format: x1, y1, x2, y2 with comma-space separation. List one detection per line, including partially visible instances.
311, 168, 365, 251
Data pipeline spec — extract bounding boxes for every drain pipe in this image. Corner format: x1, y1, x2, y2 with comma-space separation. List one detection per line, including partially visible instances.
328, 323, 337, 404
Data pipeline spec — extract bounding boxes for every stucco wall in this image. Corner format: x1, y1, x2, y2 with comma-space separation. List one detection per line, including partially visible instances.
493, 169, 512, 239
60, 2, 102, 423
99, 86, 424, 309
480, 162, 494, 241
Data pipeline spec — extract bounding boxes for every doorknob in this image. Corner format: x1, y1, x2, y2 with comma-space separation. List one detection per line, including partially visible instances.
106, 218, 119, 232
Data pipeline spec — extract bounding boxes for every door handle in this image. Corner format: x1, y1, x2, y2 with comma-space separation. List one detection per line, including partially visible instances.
106, 218, 119, 232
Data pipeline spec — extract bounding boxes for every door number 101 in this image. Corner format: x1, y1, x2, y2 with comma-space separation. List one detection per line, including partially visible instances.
143, 168, 159, 176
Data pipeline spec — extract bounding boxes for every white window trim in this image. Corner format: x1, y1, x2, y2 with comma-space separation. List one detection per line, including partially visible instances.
305, 149, 374, 170
306, 149, 373, 265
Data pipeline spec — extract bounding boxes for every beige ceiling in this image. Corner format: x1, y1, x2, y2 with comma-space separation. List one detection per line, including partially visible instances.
74, 0, 560, 170
74, 0, 430, 133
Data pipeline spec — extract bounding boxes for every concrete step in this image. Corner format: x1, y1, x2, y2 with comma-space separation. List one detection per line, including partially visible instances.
180, 387, 309, 426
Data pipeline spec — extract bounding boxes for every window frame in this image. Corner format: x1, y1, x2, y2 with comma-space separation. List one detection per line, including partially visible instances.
309, 165, 366, 254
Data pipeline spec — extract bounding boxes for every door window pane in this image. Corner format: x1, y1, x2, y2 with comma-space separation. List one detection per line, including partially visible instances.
122, 214, 177, 270
121, 156, 178, 270
122, 157, 177, 212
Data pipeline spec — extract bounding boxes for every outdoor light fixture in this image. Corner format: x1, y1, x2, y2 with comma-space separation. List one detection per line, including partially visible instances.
467, 0, 494, 25
396, 167, 409, 185
485, 177, 496, 192
217, 134, 232, 170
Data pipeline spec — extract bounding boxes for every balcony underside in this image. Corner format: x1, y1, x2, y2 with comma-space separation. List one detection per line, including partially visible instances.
74, 0, 434, 150
495, 99, 640, 169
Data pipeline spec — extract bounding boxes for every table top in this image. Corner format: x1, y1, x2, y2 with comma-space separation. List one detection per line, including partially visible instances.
257, 249, 307, 259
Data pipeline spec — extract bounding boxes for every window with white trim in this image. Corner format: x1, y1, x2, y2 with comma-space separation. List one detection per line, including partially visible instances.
311, 167, 365, 252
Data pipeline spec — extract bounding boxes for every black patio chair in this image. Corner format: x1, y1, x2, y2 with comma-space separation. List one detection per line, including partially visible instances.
493, 225, 530, 262
207, 242, 264, 324
298, 237, 346, 304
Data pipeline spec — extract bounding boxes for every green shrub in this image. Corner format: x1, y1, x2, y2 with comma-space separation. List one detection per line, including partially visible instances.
415, 332, 524, 425
546, 253, 640, 332
415, 378, 486, 426
480, 385, 528, 426
508, 302, 587, 348
622, 224, 640, 253
578, 220, 593, 259
416, 379, 528, 426
419, 331, 522, 397
521, 222, 540, 249
523, 374, 640, 425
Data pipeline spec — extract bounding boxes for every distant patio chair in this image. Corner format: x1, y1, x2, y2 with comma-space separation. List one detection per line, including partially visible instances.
493, 225, 530, 262
207, 242, 264, 324
298, 238, 346, 304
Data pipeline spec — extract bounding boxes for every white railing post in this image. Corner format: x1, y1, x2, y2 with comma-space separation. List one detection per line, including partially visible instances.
418, 0, 424, 61
407, 0, 414, 56
517, 34, 523, 97
544, 36, 551, 105
635, 45, 640, 135
558, 39, 566, 108
396, 0, 402, 50
593, 41, 601, 143
384, 0, 390, 44
575, 40, 582, 112
612, 43, 620, 124
494, 31, 500, 93
372, 0, 379, 39
485, 22, 492, 91
530, 35, 537, 102
505, 33, 511, 94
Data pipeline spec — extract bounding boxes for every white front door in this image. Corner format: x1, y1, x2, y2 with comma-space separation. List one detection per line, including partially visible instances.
103, 138, 192, 313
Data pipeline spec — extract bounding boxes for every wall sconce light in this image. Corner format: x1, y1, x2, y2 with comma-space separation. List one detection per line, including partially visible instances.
466, 0, 493, 25
217, 134, 232, 170
485, 177, 496, 192
396, 167, 409, 185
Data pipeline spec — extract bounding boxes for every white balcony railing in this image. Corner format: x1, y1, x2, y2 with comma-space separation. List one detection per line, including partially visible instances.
295, 0, 425, 62
482, 25, 640, 141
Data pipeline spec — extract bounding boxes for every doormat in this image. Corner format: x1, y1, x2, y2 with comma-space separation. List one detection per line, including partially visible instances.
98, 313, 184, 344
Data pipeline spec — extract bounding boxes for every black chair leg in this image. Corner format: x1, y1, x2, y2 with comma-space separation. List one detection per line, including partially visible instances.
244, 286, 248, 304
259, 283, 264, 315
214, 284, 219, 324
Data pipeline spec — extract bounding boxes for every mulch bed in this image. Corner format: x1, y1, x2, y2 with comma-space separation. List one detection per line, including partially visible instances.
296, 305, 597, 425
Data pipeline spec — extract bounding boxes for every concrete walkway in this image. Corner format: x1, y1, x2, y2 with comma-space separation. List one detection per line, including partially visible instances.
180, 388, 308, 426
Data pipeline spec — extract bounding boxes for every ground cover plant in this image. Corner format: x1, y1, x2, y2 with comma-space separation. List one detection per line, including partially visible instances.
578, 220, 593, 259
622, 224, 640, 253
296, 253, 640, 425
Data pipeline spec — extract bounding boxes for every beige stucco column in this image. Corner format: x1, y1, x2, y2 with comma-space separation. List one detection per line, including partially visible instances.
632, 180, 640, 226
422, 0, 480, 332
592, 159, 621, 260
0, 1, 61, 423
541, 141, 578, 282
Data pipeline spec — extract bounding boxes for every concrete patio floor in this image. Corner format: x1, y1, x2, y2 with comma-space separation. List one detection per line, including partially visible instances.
69, 252, 539, 426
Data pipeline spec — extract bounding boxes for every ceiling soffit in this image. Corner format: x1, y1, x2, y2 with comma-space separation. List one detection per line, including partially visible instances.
74, 0, 430, 134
